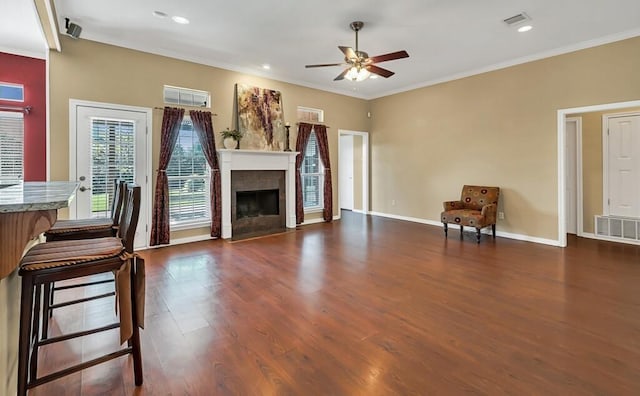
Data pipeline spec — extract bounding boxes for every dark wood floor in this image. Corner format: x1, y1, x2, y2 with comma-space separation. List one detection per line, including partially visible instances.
31, 211, 640, 395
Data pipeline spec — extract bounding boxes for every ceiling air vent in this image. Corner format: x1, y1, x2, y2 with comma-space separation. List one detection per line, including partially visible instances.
503, 12, 531, 26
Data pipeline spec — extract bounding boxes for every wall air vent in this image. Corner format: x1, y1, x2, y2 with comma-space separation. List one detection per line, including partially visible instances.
595, 215, 640, 244
503, 12, 531, 26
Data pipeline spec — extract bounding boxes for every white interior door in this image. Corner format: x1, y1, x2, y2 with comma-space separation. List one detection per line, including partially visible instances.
565, 118, 578, 234
339, 135, 354, 210
607, 115, 640, 218
73, 104, 149, 248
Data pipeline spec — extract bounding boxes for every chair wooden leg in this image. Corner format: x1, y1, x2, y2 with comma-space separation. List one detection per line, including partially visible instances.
443, 223, 448, 237
30, 284, 42, 381
476, 228, 481, 243
460, 225, 464, 239
130, 257, 143, 386
42, 283, 51, 339
18, 275, 35, 396
492, 224, 496, 238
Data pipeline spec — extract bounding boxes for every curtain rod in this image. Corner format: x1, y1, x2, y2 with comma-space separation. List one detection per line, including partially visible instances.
0, 105, 32, 114
153, 106, 217, 116
295, 122, 330, 128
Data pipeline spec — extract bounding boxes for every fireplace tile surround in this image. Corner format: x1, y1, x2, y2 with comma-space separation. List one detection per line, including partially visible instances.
218, 149, 298, 239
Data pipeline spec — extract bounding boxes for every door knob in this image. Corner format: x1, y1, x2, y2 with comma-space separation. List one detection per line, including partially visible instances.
79, 186, 92, 192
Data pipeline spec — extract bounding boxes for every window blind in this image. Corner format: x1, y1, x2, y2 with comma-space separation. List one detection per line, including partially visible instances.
90, 117, 135, 218
0, 111, 24, 180
167, 118, 211, 224
301, 131, 323, 209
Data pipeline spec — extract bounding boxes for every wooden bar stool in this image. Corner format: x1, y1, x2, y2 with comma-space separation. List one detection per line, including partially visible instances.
42, 179, 126, 334
45, 179, 126, 241
17, 184, 144, 395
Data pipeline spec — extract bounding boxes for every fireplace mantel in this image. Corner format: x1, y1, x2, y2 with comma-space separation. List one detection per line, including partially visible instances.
217, 149, 298, 239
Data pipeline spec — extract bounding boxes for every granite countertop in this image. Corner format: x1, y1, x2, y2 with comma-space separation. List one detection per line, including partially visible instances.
0, 181, 79, 213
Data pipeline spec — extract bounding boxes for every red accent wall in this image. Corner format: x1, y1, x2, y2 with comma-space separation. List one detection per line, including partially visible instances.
0, 52, 46, 181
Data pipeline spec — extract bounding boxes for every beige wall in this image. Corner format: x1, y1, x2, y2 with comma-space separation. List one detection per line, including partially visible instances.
49, 37, 370, 239
370, 36, 640, 241
569, 106, 640, 233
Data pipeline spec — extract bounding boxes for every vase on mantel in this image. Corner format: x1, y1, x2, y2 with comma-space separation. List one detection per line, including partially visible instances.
223, 137, 239, 150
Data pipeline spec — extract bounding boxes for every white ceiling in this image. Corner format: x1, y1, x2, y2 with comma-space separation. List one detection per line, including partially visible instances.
2, 1, 640, 99
0, 0, 46, 59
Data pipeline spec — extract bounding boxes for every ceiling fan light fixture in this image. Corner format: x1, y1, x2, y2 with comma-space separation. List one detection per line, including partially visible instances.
346, 66, 370, 82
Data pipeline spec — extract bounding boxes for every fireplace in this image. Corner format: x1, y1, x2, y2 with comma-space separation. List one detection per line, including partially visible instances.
218, 149, 298, 239
231, 170, 285, 239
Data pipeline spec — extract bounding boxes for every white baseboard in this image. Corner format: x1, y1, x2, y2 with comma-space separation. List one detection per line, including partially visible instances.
142, 234, 215, 250
368, 211, 561, 247
301, 214, 341, 226
352, 209, 366, 214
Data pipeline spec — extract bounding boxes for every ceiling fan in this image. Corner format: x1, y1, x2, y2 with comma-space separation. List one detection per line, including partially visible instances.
305, 21, 409, 82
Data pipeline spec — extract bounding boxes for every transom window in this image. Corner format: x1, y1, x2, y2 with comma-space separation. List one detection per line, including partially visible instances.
166, 117, 210, 226
0, 82, 24, 102
301, 130, 324, 211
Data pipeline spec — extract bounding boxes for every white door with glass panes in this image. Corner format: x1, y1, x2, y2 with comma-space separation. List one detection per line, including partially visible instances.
72, 103, 149, 249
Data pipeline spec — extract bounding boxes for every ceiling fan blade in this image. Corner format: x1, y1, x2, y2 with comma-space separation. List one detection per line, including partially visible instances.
367, 50, 409, 64
305, 63, 345, 68
339, 46, 357, 60
333, 68, 350, 81
366, 65, 395, 78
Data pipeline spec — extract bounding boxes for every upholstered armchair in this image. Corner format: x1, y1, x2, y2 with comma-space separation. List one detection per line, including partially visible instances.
441, 185, 500, 243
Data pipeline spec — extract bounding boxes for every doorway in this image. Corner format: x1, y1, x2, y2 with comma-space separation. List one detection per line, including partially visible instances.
70, 100, 151, 249
339, 135, 354, 211
565, 117, 581, 235
338, 130, 369, 214
557, 99, 640, 247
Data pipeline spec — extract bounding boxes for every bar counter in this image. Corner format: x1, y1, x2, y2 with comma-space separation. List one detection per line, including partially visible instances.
0, 181, 77, 396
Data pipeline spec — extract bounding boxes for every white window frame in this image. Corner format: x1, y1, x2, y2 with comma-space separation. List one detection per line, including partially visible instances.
0, 82, 24, 102
297, 106, 324, 123
167, 116, 212, 230
163, 85, 211, 108
0, 111, 24, 181
301, 129, 324, 213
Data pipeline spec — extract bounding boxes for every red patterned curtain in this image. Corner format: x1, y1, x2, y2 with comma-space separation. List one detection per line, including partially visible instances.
150, 107, 184, 246
295, 122, 313, 224
314, 125, 332, 222
189, 110, 221, 238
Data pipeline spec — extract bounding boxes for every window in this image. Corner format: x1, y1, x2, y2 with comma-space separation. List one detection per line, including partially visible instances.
90, 117, 135, 218
0, 82, 24, 102
297, 106, 324, 123
301, 130, 324, 211
0, 111, 24, 180
166, 117, 210, 226
163, 85, 210, 108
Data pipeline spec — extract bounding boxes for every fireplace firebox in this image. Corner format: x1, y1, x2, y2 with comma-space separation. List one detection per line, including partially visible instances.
236, 189, 279, 219
231, 170, 285, 239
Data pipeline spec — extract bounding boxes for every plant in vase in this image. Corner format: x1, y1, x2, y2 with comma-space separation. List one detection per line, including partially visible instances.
220, 128, 243, 149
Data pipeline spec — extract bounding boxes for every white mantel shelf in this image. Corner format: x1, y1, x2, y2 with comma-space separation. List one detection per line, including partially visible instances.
217, 149, 298, 239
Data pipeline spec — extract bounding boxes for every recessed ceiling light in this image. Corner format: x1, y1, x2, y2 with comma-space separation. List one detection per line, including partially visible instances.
152, 11, 168, 18
518, 25, 533, 33
172, 16, 190, 25
262, 64, 271, 70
